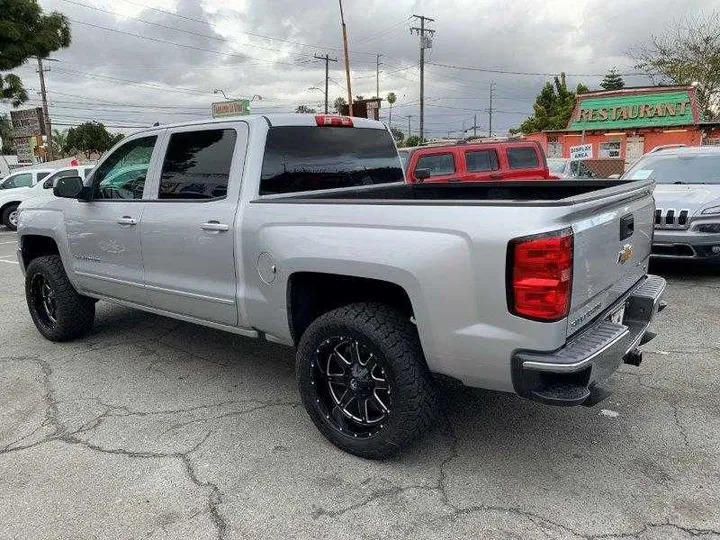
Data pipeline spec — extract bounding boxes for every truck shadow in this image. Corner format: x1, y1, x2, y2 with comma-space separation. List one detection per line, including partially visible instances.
649, 258, 720, 279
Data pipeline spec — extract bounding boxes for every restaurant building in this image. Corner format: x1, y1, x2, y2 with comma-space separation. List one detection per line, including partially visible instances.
526, 85, 720, 166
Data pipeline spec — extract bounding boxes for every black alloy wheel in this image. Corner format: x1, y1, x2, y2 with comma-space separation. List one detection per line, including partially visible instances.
311, 336, 392, 439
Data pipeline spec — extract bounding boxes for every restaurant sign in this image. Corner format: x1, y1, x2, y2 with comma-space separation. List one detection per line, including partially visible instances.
570, 91, 695, 131
211, 99, 250, 118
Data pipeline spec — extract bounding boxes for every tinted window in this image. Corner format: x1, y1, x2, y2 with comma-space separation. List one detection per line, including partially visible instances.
1, 173, 32, 189
507, 147, 540, 169
623, 153, 720, 184
93, 136, 157, 200
158, 129, 236, 200
37, 171, 51, 181
416, 153, 455, 176
260, 127, 403, 195
466, 150, 499, 172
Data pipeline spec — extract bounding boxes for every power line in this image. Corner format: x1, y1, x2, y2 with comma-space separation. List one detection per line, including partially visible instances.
427, 61, 646, 77
61, 0, 336, 63
112, 0, 379, 58
67, 18, 313, 69
352, 17, 411, 45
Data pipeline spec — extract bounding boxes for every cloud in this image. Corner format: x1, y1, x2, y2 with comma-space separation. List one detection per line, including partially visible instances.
2, 0, 719, 136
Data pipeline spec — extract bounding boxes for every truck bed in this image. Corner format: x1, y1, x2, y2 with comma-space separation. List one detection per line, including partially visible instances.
258, 179, 647, 206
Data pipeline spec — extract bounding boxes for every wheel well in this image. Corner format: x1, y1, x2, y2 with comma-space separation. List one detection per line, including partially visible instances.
288, 272, 414, 344
20, 235, 60, 268
0, 201, 21, 217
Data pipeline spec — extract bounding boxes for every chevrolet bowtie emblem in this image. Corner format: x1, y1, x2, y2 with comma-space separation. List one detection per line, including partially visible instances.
617, 244, 634, 264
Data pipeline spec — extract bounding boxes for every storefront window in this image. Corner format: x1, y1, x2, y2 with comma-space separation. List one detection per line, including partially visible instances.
600, 141, 622, 158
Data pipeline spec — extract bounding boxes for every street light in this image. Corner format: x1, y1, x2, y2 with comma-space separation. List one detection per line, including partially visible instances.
308, 86, 326, 96
213, 89, 231, 100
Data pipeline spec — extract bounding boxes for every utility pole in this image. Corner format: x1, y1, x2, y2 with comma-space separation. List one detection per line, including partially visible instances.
37, 57, 53, 161
410, 14, 435, 143
375, 53, 382, 98
407, 115, 412, 138
474, 113, 478, 137
314, 54, 338, 114
488, 81, 496, 138
338, 0, 353, 115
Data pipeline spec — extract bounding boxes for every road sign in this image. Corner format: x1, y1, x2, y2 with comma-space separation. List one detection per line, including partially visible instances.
10, 107, 45, 138
212, 99, 250, 118
569, 143, 593, 160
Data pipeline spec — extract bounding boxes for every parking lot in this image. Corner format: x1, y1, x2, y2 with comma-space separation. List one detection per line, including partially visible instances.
0, 227, 718, 540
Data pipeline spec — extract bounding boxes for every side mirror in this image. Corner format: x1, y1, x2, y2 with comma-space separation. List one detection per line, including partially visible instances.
54, 176, 86, 199
608, 173, 621, 179
415, 168, 431, 182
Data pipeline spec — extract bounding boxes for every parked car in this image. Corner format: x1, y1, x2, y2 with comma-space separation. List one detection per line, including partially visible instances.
404, 140, 551, 183
0, 168, 55, 230
547, 158, 599, 179
623, 146, 720, 260
17, 114, 664, 458
27, 164, 96, 202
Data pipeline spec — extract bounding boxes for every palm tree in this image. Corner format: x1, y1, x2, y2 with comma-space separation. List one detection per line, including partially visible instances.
51, 128, 68, 158
386, 92, 397, 128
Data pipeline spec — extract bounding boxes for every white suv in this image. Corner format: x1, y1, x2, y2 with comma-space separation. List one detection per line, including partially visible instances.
0, 168, 55, 230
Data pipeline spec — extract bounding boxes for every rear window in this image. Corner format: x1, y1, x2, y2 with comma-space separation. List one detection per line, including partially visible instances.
466, 150, 499, 172
507, 147, 540, 169
415, 153, 455, 176
260, 127, 403, 195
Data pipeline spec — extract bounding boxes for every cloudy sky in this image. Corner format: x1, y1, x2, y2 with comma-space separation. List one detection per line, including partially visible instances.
3, 0, 719, 138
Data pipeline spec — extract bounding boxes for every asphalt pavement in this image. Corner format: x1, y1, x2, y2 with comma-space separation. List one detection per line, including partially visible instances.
0, 227, 718, 540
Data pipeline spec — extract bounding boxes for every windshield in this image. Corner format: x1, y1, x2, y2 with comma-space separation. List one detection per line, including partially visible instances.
547, 159, 567, 174
623, 153, 720, 184
398, 150, 410, 170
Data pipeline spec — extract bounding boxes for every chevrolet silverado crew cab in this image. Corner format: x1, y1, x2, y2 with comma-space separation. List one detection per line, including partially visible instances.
17, 115, 665, 459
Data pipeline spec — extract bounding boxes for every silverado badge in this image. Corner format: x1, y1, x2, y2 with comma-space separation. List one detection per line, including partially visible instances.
617, 244, 634, 265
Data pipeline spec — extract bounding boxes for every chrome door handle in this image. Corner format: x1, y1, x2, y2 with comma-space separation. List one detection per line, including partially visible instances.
201, 221, 230, 232
117, 216, 137, 226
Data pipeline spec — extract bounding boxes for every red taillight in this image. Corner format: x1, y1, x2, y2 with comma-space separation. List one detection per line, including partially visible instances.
508, 229, 573, 322
315, 115, 353, 127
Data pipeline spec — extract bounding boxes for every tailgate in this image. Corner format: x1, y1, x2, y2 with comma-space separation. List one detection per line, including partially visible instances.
566, 190, 654, 336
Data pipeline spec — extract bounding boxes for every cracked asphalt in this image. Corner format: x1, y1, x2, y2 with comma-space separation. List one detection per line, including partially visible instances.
0, 228, 719, 540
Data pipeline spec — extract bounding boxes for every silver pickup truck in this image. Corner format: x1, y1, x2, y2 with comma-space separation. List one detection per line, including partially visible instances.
17, 115, 665, 458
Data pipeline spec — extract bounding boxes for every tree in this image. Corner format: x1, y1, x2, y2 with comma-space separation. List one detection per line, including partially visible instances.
631, 11, 720, 119
515, 73, 589, 133
0, 0, 71, 106
333, 96, 347, 113
66, 122, 117, 159
295, 105, 316, 114
51, 128, 68, 157
386, 92, 397, 128
403, 135, 422, 147
0, 115, 14, 154
355, 95, 365, 101
600, 68, 625, 91
390, 127, 404, 143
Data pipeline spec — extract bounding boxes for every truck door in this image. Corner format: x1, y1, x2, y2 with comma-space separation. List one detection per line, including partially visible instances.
64, 134, 161, 304
139, 122, 249, 327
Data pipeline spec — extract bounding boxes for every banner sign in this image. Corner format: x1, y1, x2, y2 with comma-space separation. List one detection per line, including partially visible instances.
212, 99, 250, 118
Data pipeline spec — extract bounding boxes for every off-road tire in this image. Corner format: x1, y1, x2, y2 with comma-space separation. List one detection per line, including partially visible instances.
2, 204, 19, 231
296, 302, 437, 459
25, 255, 95, 341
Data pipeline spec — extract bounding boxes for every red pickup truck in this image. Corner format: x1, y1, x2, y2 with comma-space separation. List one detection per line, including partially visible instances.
399, 140, 551, 183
